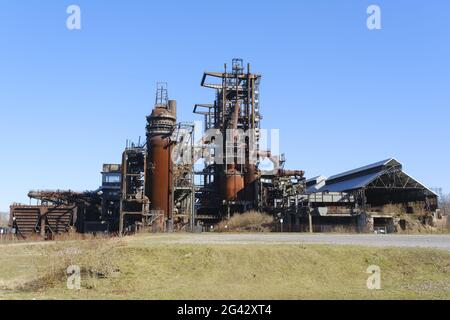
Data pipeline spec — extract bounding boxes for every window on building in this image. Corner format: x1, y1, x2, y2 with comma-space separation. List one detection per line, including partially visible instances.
103, 174, 121, 184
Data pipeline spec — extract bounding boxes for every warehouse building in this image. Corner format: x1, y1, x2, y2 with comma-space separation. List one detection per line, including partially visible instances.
298, 158, 439, 233
316, 158, 438, 212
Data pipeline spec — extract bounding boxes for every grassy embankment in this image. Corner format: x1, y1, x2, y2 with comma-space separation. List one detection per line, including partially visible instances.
0, 234, 449, 300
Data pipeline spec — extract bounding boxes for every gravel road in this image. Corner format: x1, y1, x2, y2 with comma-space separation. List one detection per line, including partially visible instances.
2, 233, 449, 252
138, 233, 450, 251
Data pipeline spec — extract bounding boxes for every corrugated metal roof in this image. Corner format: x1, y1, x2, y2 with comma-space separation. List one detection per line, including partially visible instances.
306, 176, 327, 194
306, 176, 326, 186
327, 158, 401, 182
317, 158, 438, 196
305, 176, 323, 184
318, 172, 381, 193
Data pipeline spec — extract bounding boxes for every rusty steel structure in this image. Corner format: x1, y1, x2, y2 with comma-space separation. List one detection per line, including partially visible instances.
119, 145, 149, 234
194, 59, 305, 223
194, 59, 262, 220
146, 84, 177, 231
9, 59, 439, 238
118, 83, 195, 234
9, 189, 93, 239
10, 205, 77, 239
9, 59, 307, 237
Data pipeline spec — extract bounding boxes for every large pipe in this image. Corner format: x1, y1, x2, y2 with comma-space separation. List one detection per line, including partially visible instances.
257, 151, 305, 178
277, 169, 305, 178
222, 102, 244, 201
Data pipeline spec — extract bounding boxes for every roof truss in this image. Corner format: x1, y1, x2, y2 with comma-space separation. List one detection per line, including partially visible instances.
367, 167, 427, 191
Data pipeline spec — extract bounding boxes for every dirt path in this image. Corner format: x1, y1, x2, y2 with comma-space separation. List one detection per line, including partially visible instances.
128, 233, 450, 251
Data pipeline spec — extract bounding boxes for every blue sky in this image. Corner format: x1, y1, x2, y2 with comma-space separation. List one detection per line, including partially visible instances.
0, 0, 449, 211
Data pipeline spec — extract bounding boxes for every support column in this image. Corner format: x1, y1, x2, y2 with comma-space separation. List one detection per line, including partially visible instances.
40, 208, 47, 238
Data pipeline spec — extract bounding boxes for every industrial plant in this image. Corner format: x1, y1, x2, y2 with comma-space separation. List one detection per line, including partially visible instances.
8, 59, 440, 239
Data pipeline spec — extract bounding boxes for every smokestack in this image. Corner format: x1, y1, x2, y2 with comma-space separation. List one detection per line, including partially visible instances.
146, 88, 177, 232
168, 100, 177, 118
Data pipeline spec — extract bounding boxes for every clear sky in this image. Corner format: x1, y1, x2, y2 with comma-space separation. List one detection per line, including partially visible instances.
0, 0, 449, 211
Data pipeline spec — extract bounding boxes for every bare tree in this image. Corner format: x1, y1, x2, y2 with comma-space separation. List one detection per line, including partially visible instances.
0, 212, 8, 228
439, 194, 450, 216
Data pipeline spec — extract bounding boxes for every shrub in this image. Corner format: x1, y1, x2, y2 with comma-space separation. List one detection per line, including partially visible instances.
24, 238, 123, 291
216, 211, 274, 232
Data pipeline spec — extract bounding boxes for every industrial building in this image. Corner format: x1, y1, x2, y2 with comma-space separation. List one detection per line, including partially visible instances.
8, 59, 440, 239
315, 158, 438, 211
282, 158, 439, 233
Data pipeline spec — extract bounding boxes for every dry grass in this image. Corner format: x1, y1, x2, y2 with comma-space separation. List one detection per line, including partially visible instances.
0, 231, 113, 245
409, 202, 427, 217
39, 239, 123, 291
380, 204, 441, 233
216, 211, 274, 232
0, 238, 124, 293
382, 203, 429, 217
53, 231, 113, 242
382, 204, 406, 216
396, 214, 437, 234
0, 234, 45, 245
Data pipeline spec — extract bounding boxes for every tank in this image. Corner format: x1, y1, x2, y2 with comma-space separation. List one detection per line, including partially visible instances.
222, 169, 245, 201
